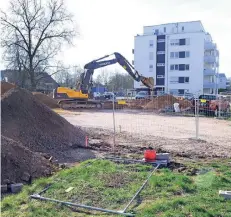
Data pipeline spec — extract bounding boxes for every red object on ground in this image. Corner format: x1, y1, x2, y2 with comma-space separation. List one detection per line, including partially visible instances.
144, 150, 156, 162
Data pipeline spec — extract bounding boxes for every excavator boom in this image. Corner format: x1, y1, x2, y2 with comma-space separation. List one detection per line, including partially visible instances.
80, 52, 154, 94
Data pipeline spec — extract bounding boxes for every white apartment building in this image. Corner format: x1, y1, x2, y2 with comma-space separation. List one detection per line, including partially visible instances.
218, 73, 229, 89
133, 21, 219, 95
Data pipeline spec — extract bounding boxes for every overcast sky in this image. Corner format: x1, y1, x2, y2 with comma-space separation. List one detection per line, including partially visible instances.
1, 0, 231, 77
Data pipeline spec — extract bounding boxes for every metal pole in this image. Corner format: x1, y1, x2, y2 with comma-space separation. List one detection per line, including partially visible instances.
112, 89, 116, 153
218, 94, 221, 118
122, 164, 160, 212
30, 194, 134, 216
195, 98, 199, 140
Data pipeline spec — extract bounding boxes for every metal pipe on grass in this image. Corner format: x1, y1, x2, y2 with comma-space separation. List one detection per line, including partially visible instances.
30, 194, 134, 216
122, 164, 160, 212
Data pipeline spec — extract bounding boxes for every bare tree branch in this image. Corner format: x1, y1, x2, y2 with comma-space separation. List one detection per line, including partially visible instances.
0, 0, 77, 90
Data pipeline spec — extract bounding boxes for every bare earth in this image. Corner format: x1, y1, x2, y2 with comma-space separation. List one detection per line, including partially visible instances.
60, 110, 231, 158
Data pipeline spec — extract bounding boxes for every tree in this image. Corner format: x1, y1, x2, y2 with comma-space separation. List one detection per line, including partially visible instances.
0, 0, 77, 90
53, 65, 84, 88
107, 71, 134, 92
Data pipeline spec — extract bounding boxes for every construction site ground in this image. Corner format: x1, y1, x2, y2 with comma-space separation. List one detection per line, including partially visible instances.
57, 109, 231, 159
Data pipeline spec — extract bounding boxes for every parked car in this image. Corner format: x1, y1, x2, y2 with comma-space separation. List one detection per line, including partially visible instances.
135, 91, 151, 99
103, 92, 115, 100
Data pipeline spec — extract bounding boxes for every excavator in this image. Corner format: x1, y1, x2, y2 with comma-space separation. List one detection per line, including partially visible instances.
53, 52, 154, 109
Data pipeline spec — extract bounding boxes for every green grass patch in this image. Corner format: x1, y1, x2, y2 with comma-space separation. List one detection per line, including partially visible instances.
2, 159, 231, 217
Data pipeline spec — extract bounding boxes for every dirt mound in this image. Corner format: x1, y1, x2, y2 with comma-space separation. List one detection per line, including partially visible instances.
33, 92, 58, 108
1, 87, 86, 159
178, 99, 192, 109
1, 136, 54, 184
127, 99, 150, 109
144, 95, 178, 110
1, 82, 16, 96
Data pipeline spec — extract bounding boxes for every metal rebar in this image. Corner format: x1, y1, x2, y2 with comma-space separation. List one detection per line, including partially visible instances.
30, 194, 134, 216
122, 164, 160, 212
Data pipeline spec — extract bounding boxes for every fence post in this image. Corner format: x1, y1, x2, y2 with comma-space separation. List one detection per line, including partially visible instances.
112, 92, 116, 153
195, 98, 199, 140
218, 94, 221, 118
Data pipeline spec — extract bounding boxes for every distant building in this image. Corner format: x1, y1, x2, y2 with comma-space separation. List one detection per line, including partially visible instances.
0, 69, 59, 93
218, 73, 230, 90
133, 20, 219, 95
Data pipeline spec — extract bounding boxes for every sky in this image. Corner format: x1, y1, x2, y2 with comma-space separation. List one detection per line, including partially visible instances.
0, 0, 231, 77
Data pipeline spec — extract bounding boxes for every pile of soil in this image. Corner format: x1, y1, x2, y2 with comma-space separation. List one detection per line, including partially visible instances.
1, 82, 16, 96
127, 99, 150, 109
178, 99, 193, 109
1, 136, 54, 184
33, 92, 59, 108
144, 95, 178, 110
1, 87, 86, 158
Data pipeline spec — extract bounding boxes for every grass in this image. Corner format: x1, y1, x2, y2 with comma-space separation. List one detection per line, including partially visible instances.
1, 159, 231, 217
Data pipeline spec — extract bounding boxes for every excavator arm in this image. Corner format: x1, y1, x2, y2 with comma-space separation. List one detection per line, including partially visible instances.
80, 52, 154, 94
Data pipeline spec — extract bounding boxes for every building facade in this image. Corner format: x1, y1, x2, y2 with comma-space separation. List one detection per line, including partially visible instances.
218, 73, 229, 89
133, 21, 219, 95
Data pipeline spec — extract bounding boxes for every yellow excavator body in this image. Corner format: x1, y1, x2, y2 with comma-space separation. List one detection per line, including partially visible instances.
53, 87, 88, 100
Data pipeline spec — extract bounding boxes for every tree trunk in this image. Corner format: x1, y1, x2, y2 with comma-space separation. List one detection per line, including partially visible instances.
30, 70, 36, 91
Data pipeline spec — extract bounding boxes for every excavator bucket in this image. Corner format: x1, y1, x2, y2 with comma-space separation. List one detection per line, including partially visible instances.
141, 77, 154, 89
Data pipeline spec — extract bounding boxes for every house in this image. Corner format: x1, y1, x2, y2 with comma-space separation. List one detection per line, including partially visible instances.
0, 69, 59, 93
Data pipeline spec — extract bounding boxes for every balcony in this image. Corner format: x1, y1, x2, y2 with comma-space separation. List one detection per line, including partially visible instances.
203, 68, 216, 76
204, 42, 217, 50
203, 81, 216, 89
204, 55, 216, 63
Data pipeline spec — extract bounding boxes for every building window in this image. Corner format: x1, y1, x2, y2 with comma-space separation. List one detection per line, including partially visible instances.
149, 52, 154, 60
149, 40, 153, 47
170, 38, 190, 46
164, 27, 166, 32
179, 39, 186, 45
149, 64, 153, 72
157, 75, 164, 78
185, 77, 189, 83
170, 64, 189, 71
178, 89, 185, 95
170, 77, 178, 83
186, 51, 190, 57
155, 29, 159, 35
179, 51, 185, 58
182, 26, 184, 32
170, 39, 179, 46
170, 52, 179, 58
186, 38, 190, 45
170, 89, 178, 95
170, 64, 179, 71
179, 64, 185, 71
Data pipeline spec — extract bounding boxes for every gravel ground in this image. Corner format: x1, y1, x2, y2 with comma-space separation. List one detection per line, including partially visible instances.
60, 110, 231, 158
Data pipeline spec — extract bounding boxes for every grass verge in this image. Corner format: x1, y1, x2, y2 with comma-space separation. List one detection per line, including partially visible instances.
1, 159, 231, 217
